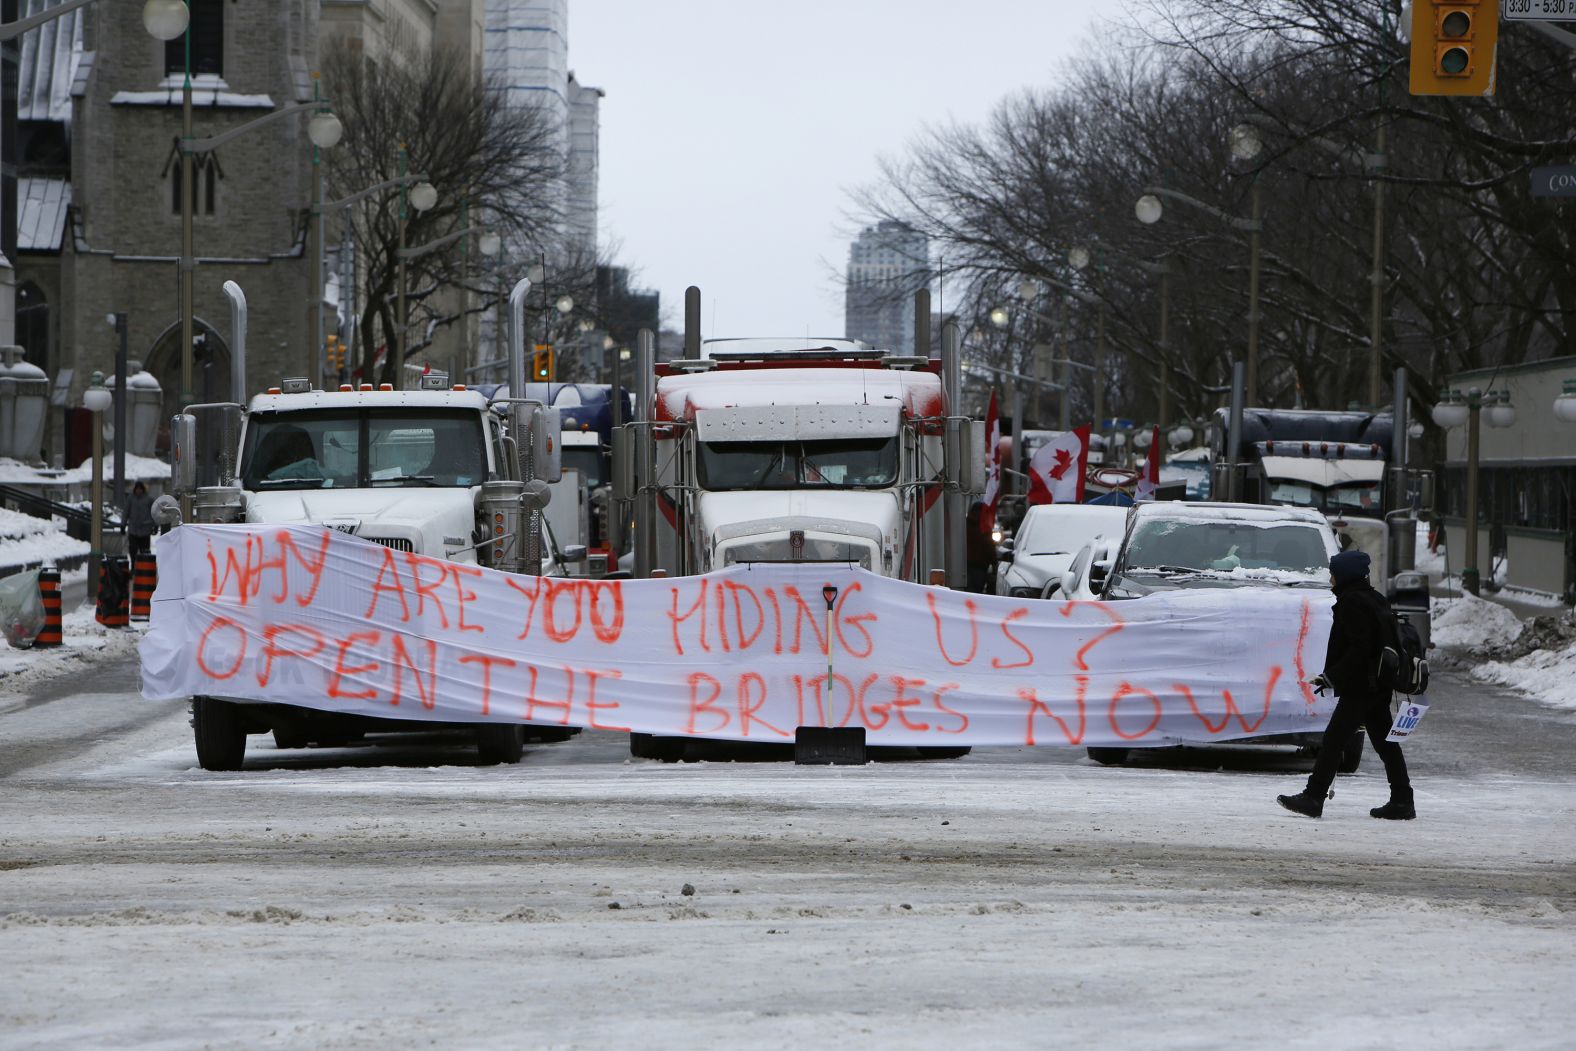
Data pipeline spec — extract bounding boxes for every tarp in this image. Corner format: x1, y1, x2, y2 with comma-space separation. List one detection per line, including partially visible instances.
139, 525, 1336, 748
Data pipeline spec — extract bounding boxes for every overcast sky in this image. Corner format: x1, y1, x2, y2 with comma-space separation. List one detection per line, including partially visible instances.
571, 1, 1105, 340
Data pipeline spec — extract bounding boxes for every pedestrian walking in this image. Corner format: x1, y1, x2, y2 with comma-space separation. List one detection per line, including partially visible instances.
1277, 550, 1415, 820
121, 481, 156, 556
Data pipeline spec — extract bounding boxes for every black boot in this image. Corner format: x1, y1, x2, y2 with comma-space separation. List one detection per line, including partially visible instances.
1277, 790, 1324, 818
1370, 797, 1416, 820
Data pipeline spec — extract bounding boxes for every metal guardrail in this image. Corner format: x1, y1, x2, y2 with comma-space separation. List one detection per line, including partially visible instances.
0, 483, 120, 542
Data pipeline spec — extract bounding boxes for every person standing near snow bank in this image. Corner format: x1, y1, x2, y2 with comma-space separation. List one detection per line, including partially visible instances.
121, 481, 156, 556
1277, 550, 1415, 821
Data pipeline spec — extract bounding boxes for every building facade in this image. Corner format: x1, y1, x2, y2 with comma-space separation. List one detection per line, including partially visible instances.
844, 220, 929, 354
1439, 354, 1576, 603
16, 0, 321, 462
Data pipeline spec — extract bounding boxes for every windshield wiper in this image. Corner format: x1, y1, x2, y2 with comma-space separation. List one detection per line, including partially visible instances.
750, 447, 786, 489
253, 477, 326, 489
1128, 564, 1200, 576
370, 474, 436, 487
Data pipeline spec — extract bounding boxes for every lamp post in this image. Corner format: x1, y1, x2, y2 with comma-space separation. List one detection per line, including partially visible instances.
317, 172, 435, 384
1136, 123, 1266, 406
1066, 246, 1109, 448
82, 373, 112, 601
1432, 386, 1515, 596
395, 213, 500, 382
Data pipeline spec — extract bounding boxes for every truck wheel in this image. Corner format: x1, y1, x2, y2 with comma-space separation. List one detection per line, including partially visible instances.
1086, 747, 1129, 766
629, 733, 687, 762
476, 725, 525, 765
916, 746, 972, 760
1338, 731, 1364, 774
193, 697, 247, 771
527, 726, 577, 743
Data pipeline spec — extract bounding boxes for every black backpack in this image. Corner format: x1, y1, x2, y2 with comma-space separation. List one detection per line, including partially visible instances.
1378, 611, 1429, 695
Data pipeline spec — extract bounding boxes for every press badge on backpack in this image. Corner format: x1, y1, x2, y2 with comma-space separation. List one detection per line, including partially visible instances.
1386, 697, 1430, 744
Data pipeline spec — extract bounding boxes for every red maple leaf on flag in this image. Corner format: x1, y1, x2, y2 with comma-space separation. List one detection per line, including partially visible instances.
1049, 447, 1074, 480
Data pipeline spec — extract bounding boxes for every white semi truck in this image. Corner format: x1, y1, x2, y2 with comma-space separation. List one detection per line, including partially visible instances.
634, 337, 985, 583
166, 279, 570, 770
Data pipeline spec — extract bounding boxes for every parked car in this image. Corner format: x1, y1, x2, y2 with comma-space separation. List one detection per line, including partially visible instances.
996, 503, 1128, 599
1051, 501, 1355, 770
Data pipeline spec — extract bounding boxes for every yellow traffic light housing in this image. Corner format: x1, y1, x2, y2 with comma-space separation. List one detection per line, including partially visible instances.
1410, 0, 1497, 97
532, 344, 554, 381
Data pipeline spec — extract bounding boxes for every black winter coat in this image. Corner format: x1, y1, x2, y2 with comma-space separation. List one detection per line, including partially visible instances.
1322, 578, 1396, 698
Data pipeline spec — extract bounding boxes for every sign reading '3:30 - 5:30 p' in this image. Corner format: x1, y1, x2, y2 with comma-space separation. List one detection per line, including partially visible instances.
1503, 0, 1576, 21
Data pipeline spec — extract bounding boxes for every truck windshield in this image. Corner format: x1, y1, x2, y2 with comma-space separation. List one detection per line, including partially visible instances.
241, 409, 488, 490
698, 437, 898, 491
1268, 480, 1383, 517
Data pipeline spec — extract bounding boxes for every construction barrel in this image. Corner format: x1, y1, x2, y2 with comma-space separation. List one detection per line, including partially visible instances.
35, 567, 62, 648
96, 557, 130, 628
130, 552, 157, 622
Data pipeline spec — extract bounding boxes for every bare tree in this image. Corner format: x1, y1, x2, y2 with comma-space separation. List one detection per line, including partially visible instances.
322, 36, 563, 385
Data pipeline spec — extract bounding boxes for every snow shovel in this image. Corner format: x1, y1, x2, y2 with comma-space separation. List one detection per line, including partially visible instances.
794, 584, 866, 766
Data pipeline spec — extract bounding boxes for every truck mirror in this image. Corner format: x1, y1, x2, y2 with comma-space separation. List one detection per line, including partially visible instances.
560, 543, 588, 563
170, 414, 197, 494
533, 406, 562, 483
611, 427, 634, 501
521, 478, 552, 512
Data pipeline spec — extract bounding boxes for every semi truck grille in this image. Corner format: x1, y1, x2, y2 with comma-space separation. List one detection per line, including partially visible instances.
363, 536, 414, 553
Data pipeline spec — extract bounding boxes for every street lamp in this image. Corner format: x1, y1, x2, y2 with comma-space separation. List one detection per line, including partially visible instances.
141, 0, 188, 39
318, 171, 434, 382
1555, 379, 1576, 423
1168, 422, 1195, 448
1431, 386, 1513, 596
396, 212, 500, 379
83, 373, 113, 601
1136, 151, 1265, 406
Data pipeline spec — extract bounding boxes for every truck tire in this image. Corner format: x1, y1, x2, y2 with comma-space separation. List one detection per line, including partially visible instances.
629, 733, 687, 762
916, 746, 972, 760
527, 726, 577, 743
476, 725, 526, 765
1338, 731, 1364, 774
1086, 747, 1129, 766
193, 697, 248, 771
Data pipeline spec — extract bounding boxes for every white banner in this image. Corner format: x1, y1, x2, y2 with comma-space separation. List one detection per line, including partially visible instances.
140, 525, 1336, 748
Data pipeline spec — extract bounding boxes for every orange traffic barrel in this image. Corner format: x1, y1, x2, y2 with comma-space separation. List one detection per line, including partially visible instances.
130, 552, 157, 621
96, 557, 130, 628
35, 567, 62, 648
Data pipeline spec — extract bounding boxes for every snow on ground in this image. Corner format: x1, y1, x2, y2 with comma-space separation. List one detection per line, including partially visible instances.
1, 713, 1574, 1050
1431, 589, 1524, 649
0, 600, 143, 706
0, 507, 90, 569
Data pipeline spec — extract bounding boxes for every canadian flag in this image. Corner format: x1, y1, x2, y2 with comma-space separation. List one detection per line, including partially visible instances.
1026, 425, 1090, 505
980, 390, 1001, 534
1136, 425, 1162, 501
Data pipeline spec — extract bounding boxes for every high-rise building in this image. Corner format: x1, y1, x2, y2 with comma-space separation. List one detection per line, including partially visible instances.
484, 0, 600, 254
845, 221, 929, 354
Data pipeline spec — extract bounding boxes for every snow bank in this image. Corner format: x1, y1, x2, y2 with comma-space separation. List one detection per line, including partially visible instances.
1431, 591, 1523, 650
0, 601, 144, 700
1475, 639, 1576, 713
0, 507, 90, 567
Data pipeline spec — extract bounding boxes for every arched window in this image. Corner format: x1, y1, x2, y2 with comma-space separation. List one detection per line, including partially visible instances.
16, 282, 49, 370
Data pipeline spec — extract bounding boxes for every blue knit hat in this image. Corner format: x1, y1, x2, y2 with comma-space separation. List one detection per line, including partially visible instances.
1329, 550, 1370, 586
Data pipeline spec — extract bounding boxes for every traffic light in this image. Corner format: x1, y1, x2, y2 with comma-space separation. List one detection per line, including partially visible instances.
1410, 0, 1498, 97
532, 344, 554, 381
324, 334, 341, 373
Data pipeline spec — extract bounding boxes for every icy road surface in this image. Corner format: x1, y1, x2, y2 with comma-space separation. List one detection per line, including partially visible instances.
1, 660, 1573, 1049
